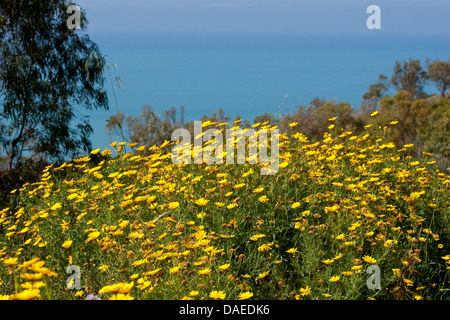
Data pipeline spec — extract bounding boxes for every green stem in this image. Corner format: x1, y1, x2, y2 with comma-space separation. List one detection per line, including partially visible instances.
105, 64, 128, 153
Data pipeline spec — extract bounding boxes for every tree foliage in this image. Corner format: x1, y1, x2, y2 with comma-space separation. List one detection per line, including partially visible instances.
390, 59, 427, 99
106, 104, 179, 150
0, 0, 108, 170
426, 58, 450, 98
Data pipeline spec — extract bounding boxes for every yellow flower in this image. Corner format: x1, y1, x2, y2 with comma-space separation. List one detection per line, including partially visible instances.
109, 293, 134, 300
3, 257, 18, 267
404, 279, 414, 287
169, 266, 180, 274
279, 162, 289, 169
299, 286, 311, 296
370, 111, 379, 117
195, 198, 209, 206
288, 122, 298, 127
50, 203, 62, 211
86, 231, 100, 243
210, 290, 226, 300
20, 281, 45, 290
238, 291, 254, 300
12, 289, 41, 300
119, 220, 130, 229
98, 265, 109, 272
62, 240, 73, 249
335, 233, 346, 241
333, 253, 344, 260
101, 148, 112, 156
99, 282, 134, 294
227, 203, 237, 210
196, 212, 204, 219
19, 227, 29, 234
215, 202, 225, 208
90, 148, 101, 155
392, 268, 401, 278
329, 276, 340, 283
286, 247, 298, 254
258, 195, 269, 203
67, 193, 78, 200
142, 268, 162, 276
189, 291, 199, 297
219, 264, 230, 271
362, 255, 377, 264
21, 273, 44, 281
253, 187, 264, 193
258, 243, 272, 252
301, 210, 310, 217
250, 234, 266, 241
168, 202, 179, 210
352, 265, 363, 273
75, 291, 84, 297
291, 202, 300, 209
198, 268, 212, 276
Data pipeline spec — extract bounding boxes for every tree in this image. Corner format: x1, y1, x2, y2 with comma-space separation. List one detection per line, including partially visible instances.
0, 1, 108, 170
361, 74, 389, 113
163, 106, 177, 126
106, 104, 178, 149
253, 112, 280, 126
280, 98, 361, 142
390, 59, 427, 99
105, 112, 125, 141
427, 58, 450, 98
378, 90, 431, 158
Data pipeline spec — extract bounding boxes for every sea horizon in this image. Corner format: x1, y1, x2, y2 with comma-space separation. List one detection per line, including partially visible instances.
83, 33, 450, 150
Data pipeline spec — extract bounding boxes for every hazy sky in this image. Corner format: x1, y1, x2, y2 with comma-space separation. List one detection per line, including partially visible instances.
75, 0, 450, 35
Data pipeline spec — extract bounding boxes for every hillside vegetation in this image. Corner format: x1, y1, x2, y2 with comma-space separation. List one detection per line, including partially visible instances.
0, 115, 449, 300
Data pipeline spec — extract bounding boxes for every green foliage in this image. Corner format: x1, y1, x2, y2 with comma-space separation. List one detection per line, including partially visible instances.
419, 98, 450, 169
377, 91, 431, 156
106, 104, 180, 150
0, 0, 108, 170
281, 98, 362, 142
0, 158, 48, 208
1, 122, 449, 300
390, 59, 427, 99
426, 58, 450, 98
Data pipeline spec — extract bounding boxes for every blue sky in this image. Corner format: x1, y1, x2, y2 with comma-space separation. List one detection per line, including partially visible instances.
75, 0, 450, 35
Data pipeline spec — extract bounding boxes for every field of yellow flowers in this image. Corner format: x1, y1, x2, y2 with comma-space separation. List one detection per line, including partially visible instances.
0, 117, 449, 300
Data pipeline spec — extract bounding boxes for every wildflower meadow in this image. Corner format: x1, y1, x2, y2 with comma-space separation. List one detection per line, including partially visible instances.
0, 116, 449, 300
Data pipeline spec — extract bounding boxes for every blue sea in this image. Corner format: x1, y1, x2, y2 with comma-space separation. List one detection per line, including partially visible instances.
85, 34, 450, 150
